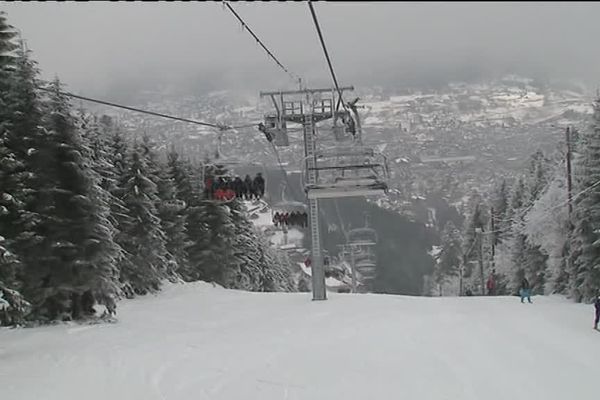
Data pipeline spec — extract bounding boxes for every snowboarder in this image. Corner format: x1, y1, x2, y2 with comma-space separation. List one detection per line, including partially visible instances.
520, 277, 532, 303
594, 294, 600, 330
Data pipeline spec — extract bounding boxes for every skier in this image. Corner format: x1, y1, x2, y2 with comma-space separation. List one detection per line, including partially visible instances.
244, 175, 254, 200
520, 277, 532, 303
290, 211, 299, 227
282, 212, 290, 227
273, 212, 281, 227
594, 294, 600, 330
233, 176, 244, 199
253, 173, 265, 199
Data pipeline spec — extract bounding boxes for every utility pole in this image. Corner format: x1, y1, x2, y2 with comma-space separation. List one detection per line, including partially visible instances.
458, 264, 464, 297
349, 245, 357, 293
490, 207, 495, 273
476, 227, 484, 295
566, 126, 573, 217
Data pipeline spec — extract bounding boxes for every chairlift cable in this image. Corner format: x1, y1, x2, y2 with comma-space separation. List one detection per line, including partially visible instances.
307, 0, 348, 114
223, 1, 302, 86
37, 85, 231, 129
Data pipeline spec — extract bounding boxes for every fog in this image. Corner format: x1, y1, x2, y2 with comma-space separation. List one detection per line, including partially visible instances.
3, 2, 599, 97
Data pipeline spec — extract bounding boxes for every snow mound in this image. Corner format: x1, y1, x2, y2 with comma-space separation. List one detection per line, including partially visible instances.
1, 283, 599, 400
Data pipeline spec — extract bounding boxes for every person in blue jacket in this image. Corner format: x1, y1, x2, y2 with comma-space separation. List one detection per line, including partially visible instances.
519, 277, 532, 303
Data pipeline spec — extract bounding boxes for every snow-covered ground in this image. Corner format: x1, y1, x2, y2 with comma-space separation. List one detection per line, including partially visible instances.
1, 282, 599, 400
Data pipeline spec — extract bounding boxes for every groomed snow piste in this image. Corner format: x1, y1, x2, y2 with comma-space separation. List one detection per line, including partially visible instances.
1, 282, 599, 400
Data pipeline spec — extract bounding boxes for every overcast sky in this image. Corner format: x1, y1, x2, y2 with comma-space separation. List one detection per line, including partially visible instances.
2, 2, 599, 97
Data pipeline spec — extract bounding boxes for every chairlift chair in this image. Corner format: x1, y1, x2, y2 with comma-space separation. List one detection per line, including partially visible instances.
348, 227, 378, 247
263, 114, 289, 147
302, 149, 390, 199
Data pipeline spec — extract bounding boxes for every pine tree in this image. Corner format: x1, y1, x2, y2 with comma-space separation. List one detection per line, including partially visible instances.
569, 97, 600, 302
167, 153, 201, 281
224, 201, 263, 290
77, 112, 125, 309
0, 12, 16, 68
0, 39, 57, 321
519, 153, 551, 293
16, 80, 120, 320
506, 174, 532, 293
189, 199, 236, 285
526, 150, 550, 202
178, 160, 237, 285
0, 13, 30, 322
462, 192, 487, 276
102, 127, 135, 291
522, 165, 570, 294
142, 138, 185, 280
260, 238, 296, 292
507, 176, 526, 222
0, 236, 31, 325
118, 142, 169, 296
435, 221, 462, 286
0, 43, 44, 258
491, 178, 510, 244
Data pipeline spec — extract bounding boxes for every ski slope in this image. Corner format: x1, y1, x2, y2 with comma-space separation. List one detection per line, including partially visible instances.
1, 282, 599, 400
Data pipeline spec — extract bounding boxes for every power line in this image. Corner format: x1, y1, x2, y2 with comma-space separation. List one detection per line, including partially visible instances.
37, 86, 229, 130
307, 0, 346, 113
223, 1, 301, 86
485, 177, 600, 236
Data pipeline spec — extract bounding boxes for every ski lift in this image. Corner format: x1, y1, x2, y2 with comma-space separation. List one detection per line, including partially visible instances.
302, 146, 389, 199
353, 245, 376, 281
199, 130, 268, 205
271, 201, 308, 228
272, 201, 307, 214
332, 110, 356, 141
348, 227, 378, 247
262, 115, 289, 147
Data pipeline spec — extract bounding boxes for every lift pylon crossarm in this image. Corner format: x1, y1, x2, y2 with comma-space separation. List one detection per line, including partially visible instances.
259, 86, 354, 97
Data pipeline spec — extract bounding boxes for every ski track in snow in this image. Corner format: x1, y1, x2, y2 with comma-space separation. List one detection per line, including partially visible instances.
1, 282, 599, 400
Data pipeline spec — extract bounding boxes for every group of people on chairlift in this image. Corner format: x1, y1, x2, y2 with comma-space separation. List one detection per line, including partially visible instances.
204, 173, 265, 201
273, 211, 308, 228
